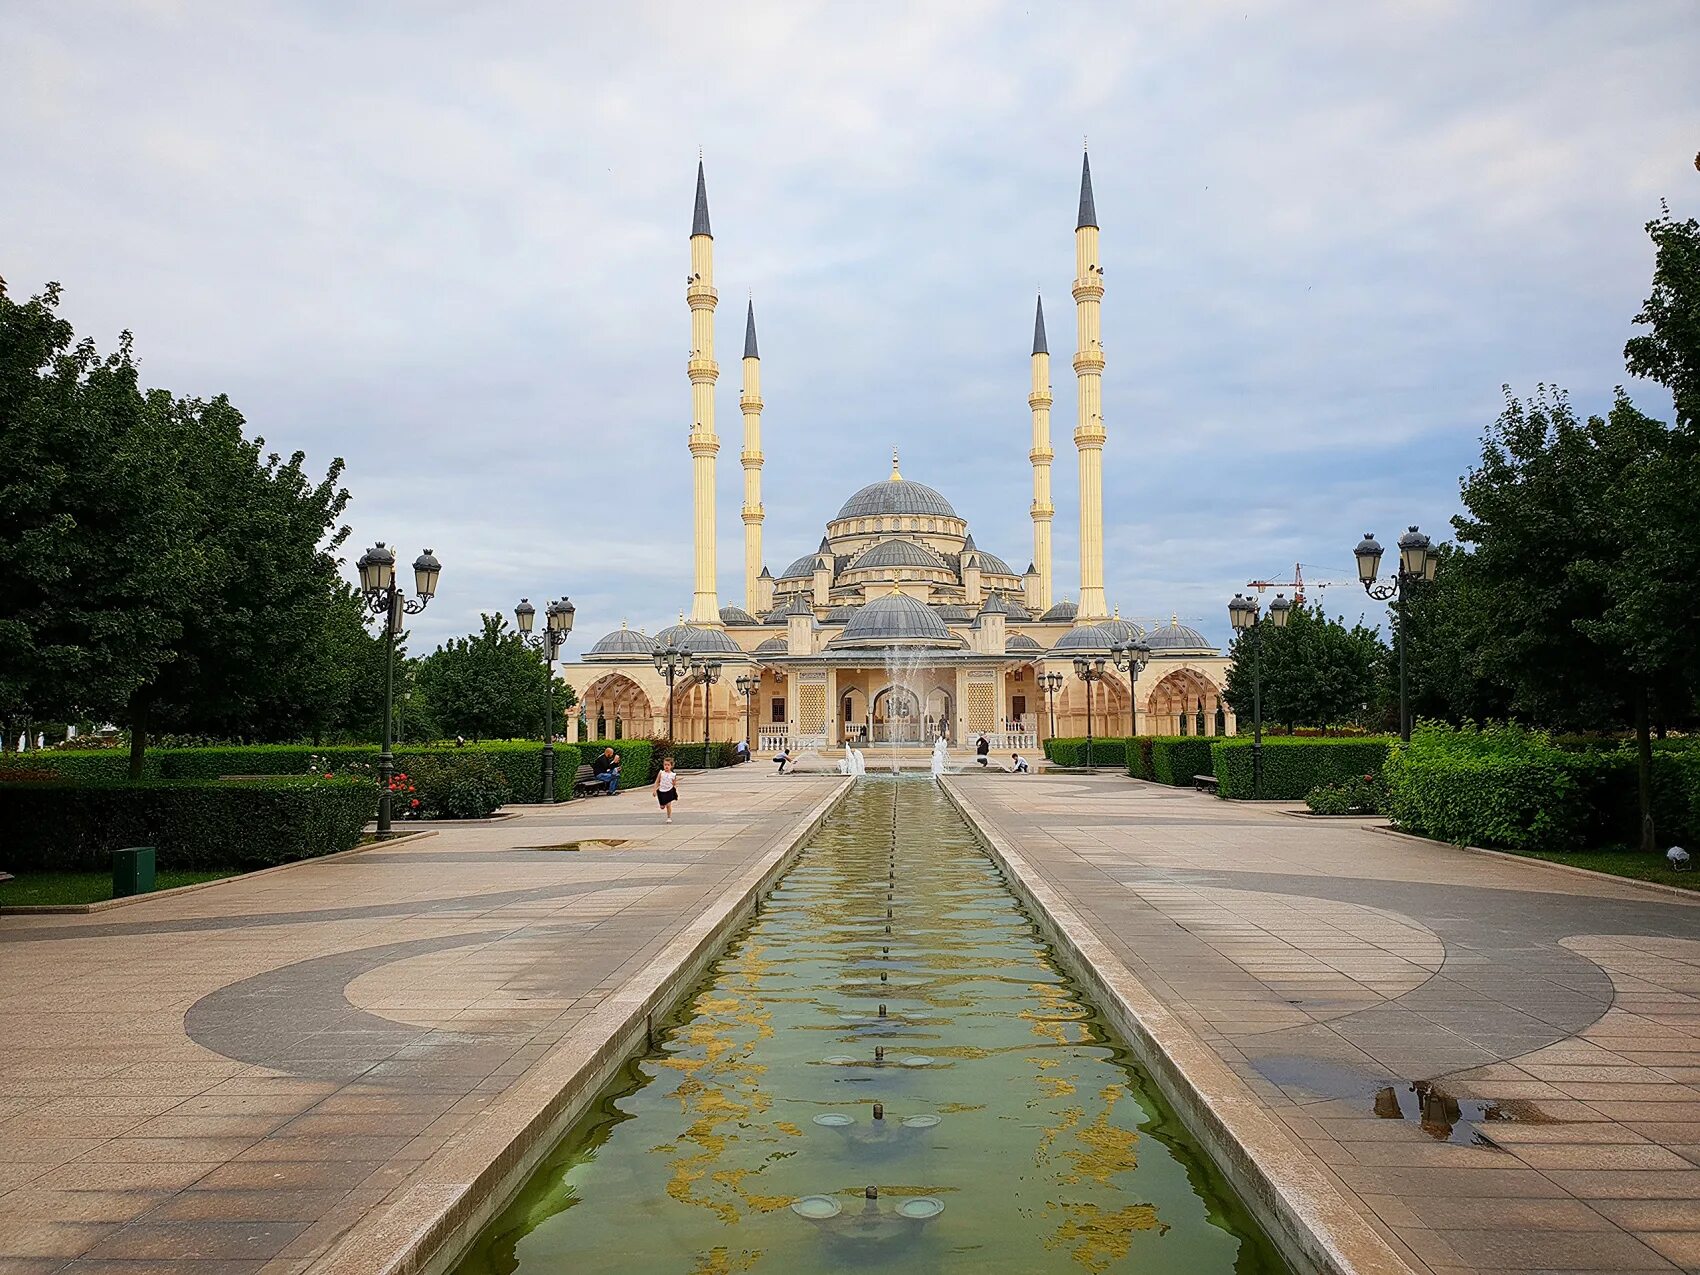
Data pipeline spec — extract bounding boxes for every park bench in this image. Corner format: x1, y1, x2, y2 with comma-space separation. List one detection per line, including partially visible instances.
1192, 774, 1219, 794
573, 764, 609, 797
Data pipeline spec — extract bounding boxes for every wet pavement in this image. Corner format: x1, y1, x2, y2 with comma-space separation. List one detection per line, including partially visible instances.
947, 773, 1700, 1275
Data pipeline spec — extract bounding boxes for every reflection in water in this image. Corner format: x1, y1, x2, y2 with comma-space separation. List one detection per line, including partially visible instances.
1372, 1081, 1553, 1145
454, 779, 1287, 1275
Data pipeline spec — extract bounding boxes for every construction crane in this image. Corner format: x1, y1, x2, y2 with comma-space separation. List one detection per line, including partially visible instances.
1245, 563, 1354, 607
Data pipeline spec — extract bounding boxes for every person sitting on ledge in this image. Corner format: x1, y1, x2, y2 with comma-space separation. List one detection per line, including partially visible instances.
591, 747, 621, 794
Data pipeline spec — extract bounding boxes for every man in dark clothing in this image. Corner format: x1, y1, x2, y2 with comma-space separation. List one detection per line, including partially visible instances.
591, 747, 621, 794
975, 735, 990, 767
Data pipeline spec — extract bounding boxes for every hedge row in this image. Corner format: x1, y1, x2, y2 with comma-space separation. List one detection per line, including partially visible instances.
578, 739, 655, 784
1, 742, 592, 805
661, 741, 743, 771
1213, 737, 1395, 800
1151, 737, 1216, 786
1384, 726, 1700, 851
1043, 737, 1133, 767
0, 777, 376, 873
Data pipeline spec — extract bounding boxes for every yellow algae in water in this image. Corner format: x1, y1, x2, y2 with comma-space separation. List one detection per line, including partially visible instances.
1045, 1201, 1166, 1273
773, 1121, 802, 1136
1037, 1075, 1078, 1099
688, 1246, 761, 1274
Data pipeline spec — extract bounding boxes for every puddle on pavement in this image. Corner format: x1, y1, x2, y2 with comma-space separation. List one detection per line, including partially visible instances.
1373, 1081, 1554, 1145
522, 839, 631, 852
453, 778, 1290, 1275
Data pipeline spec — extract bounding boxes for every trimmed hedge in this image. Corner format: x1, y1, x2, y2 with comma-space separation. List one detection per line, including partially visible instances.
1385, 725, 1700, 851
1150, 737, 1216, 786
659, 741, 741, 771
1043, 737, 1133, 767
1213, 737, 1394, 801
579, 739, 655, 784
0, 777, 376, 872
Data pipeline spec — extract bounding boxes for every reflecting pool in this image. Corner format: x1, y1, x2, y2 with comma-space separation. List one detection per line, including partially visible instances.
455, 778, 1288, 1274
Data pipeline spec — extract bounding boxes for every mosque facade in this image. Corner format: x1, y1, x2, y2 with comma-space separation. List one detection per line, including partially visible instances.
562, 155, 1236, 755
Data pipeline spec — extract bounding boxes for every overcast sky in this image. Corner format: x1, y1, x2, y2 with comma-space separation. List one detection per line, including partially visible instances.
5, 1, 1696, 656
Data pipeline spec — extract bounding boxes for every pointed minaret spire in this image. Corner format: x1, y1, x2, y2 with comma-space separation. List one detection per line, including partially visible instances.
1028, 293, 1055, 612
692, 159, 712, 238
1073, 150, 1108, 620
1077, 150, 1098, 230
740, 297, 765, 611
686, 160, 722, 626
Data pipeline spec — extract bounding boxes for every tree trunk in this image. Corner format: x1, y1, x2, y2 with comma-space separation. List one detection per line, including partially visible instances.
1635, 683, 1655, 855
128, 699, 148, 781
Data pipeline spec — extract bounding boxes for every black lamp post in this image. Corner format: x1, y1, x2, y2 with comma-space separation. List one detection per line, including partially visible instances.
1039, 670, 1064, 740
515, 596, 575, 803
689, 657, 723, 767
1109, 638, 1152, 738
1228, 591, 1291, 799
652, 643, 689, 745
735, 673, 758, 753
1355, 527, 1436, 744
357, 543, 441, 835
1072, 653, 1109, 766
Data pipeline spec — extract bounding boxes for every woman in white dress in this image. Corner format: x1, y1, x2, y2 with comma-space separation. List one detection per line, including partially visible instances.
930, 735, 948, 778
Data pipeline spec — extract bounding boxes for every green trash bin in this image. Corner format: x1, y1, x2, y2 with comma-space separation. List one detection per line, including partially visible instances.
113, 846, 156, 898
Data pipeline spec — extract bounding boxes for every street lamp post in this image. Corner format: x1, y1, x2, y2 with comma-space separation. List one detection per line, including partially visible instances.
1228, 591, 1291, 799
515, 596, 575, 803
1039, 670, 1064, 741
1072, 654, 1109, 766
357, 543, 441, 835
688, 657, 723, 768
734, 673, 758, 754
1109, 638, 1152, 739
1355, 527, 1436, 744
652, 643, 689, 745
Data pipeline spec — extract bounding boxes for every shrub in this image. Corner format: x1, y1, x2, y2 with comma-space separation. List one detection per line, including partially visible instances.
1149, 737, 1215, 786
1125, 736, 1155, 779
580, 740, 655, 785
660, 741, 740, 770
1213, 737, 1395, 800
0, 777, 376, 872
1043, 737, 1131, 767
401, 752, 513, 819
1304, 773, 1385, 815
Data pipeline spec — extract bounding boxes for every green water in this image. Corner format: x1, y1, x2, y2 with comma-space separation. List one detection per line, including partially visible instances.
455, 779, 1288, 1275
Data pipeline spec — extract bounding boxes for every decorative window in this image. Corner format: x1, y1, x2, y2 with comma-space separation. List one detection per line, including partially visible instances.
770, 697, 786, 724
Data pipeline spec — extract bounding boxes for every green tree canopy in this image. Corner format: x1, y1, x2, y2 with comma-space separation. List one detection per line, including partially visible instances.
1224, 601, 1385, 732
415, 614, 552, 742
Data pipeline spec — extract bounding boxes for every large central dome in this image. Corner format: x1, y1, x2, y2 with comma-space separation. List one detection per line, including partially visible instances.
829, 592, 963, 648
835, 477, 957, 520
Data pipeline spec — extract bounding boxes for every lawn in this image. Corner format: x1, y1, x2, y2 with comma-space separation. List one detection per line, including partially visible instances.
1512, 847, 1700, 892
0, 868, 238, 907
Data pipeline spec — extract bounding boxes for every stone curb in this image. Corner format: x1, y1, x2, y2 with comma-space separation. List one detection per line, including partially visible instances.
941, 777, 1417, 1275
0, 829, 438, 915
1368, 823, 1700, 905
305, 776, 855, 1275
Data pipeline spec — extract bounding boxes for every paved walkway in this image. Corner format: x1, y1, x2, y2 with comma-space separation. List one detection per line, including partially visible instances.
0, 769, 843, 1274
947, 773, 1700, 1275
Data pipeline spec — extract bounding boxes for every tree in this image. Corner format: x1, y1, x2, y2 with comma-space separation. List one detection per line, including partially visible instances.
1224, 602, 1384, 733
415, 614, 551, 741
1381, 543, 1516, 728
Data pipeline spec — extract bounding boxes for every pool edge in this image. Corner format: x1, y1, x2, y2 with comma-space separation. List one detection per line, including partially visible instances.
939, 776, 1418, 1275
306, 776, 857, 1275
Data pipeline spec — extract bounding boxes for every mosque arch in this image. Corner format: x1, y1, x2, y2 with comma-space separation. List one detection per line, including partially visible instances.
871, 684, 922, 743
1144, 668, 1225, 736
581, 673, 656, 742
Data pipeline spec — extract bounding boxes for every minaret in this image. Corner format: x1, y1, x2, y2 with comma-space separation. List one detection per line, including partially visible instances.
687, 159, 722, 626
1028, 294, 1055, 612
1072, 150, 1109, 621
740, 299, 765, 613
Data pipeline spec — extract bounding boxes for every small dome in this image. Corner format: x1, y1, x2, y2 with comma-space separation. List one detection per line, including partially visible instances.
754, 635, 787, 654
652, 624, 744, 657
969, 550, 1018, 577
829, 593, 964, 648
586, 625, 658, 659
1146, 618, 1215, 653
1099, 615, 1146, 645
1051, 623, 1117, 654
1005, 633, 1043, 652
1039, 599, 1078, 622
848, 538, 942, 571
718, 604, 757, 625
824, 605, 855, 623
836, 477, 957, 521
1002, 598, 1033, 620
934, 604, 973, 622
778, 554, 818, 580
762, 607, 788, 625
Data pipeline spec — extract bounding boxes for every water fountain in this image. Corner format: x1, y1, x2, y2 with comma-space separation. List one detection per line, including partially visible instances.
454, 779, 1288, 1275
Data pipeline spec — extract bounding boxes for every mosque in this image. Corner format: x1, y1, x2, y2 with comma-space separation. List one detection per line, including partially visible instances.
563, 154, 1236, 755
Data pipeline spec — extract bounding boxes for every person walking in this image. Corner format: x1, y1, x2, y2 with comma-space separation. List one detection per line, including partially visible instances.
975, 735, 990, 768
653, 756, 679, 823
